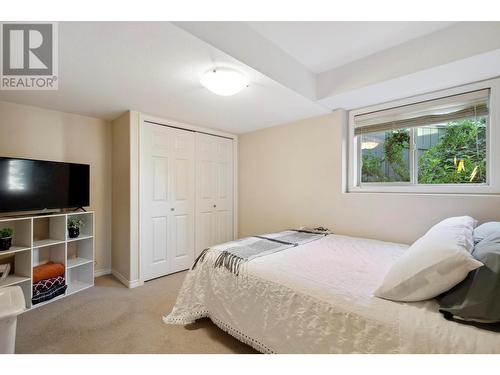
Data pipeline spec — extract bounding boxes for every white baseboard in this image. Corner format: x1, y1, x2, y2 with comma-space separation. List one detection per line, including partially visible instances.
112, 269, 144, 289
94, 268, 111, 277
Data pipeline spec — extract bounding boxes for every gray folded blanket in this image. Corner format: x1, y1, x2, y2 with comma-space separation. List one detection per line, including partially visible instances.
193, 229, 328, 275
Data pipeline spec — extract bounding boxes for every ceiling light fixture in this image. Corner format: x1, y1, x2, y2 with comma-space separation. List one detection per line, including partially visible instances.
200, 68, 248, 96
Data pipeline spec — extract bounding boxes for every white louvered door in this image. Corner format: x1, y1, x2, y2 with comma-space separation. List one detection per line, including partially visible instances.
141, 123, 195, 281
195, 133, 234, 257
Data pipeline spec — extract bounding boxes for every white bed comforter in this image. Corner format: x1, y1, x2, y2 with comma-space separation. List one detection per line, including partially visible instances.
164, 234, 500, 353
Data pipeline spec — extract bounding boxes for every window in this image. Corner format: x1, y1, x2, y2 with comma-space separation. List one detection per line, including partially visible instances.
347, 79, 500, 194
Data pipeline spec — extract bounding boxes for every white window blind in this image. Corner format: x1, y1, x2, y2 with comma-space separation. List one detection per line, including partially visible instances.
354, 89, 490, 136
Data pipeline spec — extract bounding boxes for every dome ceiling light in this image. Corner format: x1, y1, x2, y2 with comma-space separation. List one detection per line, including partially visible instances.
200, 68, 248, 96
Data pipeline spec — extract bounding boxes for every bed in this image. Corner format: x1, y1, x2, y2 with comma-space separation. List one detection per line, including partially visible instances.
164, 233, 500, 353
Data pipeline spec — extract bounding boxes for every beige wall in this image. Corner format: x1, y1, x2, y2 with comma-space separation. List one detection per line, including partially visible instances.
111, 111, 131, 280
239, 110, 500, 244
111, 110, 141, 286
0, 101, 112, 273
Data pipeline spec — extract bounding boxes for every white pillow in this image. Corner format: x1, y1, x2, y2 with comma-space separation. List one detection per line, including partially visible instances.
375, 216, 483, 302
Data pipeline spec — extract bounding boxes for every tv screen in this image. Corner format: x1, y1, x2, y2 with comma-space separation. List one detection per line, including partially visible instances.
0, 157, 90, 213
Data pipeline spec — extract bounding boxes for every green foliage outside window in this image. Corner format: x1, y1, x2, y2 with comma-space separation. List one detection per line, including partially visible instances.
418, 119, 486, 184
383, 130, 410, 181
361, 153, 387, 182
361, 118, 486, 184
361, 129, 410, 182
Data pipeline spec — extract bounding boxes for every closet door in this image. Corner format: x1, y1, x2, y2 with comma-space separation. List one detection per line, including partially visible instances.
195, 134, 217, 256
213, 136, 234, 245
168, 129, 196, 273
141, 123, 195, 281
195, 133, 233, 257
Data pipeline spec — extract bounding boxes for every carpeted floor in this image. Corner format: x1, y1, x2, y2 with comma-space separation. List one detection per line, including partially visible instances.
16, 272, 256, 354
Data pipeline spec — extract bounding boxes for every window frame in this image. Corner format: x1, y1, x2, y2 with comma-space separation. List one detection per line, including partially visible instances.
347, 78, 500, 194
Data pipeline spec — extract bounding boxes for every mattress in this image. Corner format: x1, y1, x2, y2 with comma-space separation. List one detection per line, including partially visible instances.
165, 234, 500, 353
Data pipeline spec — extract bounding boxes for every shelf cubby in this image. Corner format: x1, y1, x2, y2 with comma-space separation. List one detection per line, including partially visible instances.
33, 215, 66, 248
32, 243, 66, 269
0, 246, 33, 307
0, 217, 32, 252
66, 237, 93, 269
66, 262, 93, 295
66, 212, 94, 239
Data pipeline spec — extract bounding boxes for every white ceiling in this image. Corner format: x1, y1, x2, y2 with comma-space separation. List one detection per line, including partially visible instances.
0, 22, 327, 134
2, 21, 496, 135
248, 21, 456, 73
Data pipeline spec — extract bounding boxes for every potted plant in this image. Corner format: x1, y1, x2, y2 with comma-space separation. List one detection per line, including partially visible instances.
67, 218, 84, 239
0, 228, 13, 251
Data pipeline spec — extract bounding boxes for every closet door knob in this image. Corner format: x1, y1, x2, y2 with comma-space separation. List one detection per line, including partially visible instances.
213, 204, 217, 208
171, 208, 175, 211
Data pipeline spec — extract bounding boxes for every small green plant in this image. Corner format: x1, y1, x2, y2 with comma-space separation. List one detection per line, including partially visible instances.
67, 218, 84, 230
0, 228, 13, 238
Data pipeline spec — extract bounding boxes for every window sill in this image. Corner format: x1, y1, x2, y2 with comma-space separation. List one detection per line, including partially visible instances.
347, 184, 499, 195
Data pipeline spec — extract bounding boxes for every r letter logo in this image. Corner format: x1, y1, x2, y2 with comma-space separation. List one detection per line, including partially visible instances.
1, 22, 58, 90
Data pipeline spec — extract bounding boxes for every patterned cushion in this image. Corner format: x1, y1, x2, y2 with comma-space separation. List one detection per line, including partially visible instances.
32, 276, 66, 296
31, 283, 67, 305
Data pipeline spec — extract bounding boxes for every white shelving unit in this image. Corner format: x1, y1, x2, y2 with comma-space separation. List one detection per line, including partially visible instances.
0, 211, 94, 309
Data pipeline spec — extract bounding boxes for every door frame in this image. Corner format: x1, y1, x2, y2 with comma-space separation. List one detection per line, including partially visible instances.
136, 113, 238, 285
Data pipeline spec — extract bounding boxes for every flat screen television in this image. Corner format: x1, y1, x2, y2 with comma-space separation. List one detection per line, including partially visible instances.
0, 157, 90, 213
